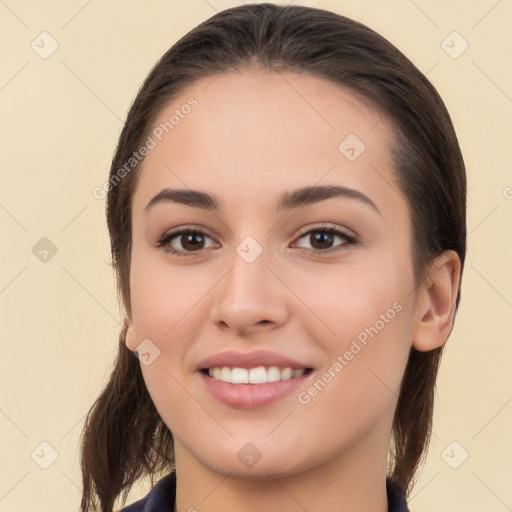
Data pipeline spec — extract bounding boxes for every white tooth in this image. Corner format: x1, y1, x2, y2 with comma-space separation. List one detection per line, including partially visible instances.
220, 367, 231, 382
210, 365, 305, 383
231, 367, 249, 384
280, 367, 293, 380
266, 366, 281, 382
249, 366, 267, 384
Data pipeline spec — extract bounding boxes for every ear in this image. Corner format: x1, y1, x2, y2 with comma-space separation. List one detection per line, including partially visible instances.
412, 250, 461, 352
125, 316, 138, 352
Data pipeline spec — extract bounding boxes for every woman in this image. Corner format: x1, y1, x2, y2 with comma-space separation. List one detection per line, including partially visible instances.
79, 3, 466, 511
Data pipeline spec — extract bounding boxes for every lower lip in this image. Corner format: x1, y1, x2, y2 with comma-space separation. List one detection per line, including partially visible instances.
199, 370, 311, 409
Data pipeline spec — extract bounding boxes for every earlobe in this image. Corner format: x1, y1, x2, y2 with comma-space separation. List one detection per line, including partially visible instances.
412, 250, 461, 352
125, 318, 138, 352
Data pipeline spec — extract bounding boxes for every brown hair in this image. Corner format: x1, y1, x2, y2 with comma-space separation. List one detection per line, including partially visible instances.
79, 3, 466, 511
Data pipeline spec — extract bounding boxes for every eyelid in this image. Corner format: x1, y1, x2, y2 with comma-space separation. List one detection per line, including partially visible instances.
294, 222, 357, 239
157, 224, 215, 242
156, 224, 218, 249
290, 223, 358, 253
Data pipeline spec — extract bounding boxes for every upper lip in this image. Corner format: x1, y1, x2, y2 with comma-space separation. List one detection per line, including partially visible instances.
196, 350, 312, 371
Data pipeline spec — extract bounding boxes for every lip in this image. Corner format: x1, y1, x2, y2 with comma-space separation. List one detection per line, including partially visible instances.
196, 349, 312, 371
196, 350, 315, 409
198, 370, 313, 409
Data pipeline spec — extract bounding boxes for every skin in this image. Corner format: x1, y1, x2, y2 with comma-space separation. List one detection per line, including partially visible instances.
125, 68, 460, 512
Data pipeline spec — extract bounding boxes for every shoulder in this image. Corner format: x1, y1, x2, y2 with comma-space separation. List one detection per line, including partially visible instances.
118, 473, 406, 511
386, 477, 410, 512
119, 472, 176, 512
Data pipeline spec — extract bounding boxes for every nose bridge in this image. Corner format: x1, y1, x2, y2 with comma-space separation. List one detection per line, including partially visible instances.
209, 234, 289, 333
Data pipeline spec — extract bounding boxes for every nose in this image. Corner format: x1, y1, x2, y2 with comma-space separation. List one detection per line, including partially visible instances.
209, 243, 290, 336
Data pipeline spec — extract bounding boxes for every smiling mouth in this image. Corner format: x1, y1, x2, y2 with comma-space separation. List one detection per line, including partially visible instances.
200, 366, 314, 384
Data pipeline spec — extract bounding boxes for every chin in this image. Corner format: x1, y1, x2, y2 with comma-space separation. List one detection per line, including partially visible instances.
194, 439, 312, 480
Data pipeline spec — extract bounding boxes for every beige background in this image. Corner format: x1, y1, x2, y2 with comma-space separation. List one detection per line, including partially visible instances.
1, 0, 511, 510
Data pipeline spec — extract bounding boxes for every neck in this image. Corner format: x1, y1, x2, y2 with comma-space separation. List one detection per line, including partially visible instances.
173, 430, 390, 512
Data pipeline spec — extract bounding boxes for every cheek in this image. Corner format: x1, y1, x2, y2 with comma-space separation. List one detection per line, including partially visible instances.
290, 249, 413, 424
291, 243, 413, 340
130, 253, 202, 429
296, 314, 411, 463
129, 249, 212, 416
129, 245, 209, 339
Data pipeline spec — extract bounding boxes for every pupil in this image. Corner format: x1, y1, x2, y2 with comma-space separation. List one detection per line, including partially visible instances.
183, 233, 203, 250
312, 232, 332, 249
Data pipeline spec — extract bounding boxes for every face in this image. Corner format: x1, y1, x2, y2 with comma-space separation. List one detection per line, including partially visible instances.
127, 68, 421, 479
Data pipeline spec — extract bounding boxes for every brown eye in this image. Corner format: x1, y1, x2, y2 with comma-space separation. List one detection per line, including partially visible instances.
307, 231, 336, 250
293, 226, 357, 254
178, 232, 206, 251
156, 228, 217, 257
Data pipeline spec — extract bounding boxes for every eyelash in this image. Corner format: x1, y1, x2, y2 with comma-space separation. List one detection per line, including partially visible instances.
156, 224, 358, 258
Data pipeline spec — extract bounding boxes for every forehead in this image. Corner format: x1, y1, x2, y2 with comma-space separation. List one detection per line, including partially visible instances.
133, 68, 400, 215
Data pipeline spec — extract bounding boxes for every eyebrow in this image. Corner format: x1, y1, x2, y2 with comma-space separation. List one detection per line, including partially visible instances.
145, 185, 380, 214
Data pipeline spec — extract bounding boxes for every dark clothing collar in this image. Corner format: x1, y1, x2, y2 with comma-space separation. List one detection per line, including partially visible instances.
120, 472, 409, 512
